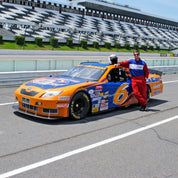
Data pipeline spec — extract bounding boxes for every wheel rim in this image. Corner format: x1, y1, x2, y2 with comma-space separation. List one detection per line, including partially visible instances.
73, 99, 85, 116
70, 92, 90, 119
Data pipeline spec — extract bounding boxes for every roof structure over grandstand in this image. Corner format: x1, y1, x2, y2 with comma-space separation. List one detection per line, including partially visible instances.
77, 0, 178, 27
0, 0, 177, 49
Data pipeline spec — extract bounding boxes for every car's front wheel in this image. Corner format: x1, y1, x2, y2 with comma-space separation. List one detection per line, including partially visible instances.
69, 92, 90, 120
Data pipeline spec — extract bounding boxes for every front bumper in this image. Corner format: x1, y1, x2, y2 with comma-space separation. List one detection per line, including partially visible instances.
13, 104, 64, 120
15, 91, 70, 119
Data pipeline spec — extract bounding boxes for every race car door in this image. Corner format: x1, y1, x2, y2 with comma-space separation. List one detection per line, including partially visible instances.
104, 67, 135, 109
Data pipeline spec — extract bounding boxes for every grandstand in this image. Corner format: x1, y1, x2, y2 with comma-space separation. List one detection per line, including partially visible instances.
0, 0, 177, 49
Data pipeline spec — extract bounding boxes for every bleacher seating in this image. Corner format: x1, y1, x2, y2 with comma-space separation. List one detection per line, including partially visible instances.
0, 2, 177, 48
0, 28, 14, 36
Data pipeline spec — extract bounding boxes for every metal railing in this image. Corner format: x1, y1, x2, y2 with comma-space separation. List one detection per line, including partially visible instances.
0, 63, 178, 87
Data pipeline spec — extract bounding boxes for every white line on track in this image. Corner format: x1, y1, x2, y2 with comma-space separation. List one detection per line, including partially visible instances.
163, 80, 178, 84
1, 115, 178, 178
0, 102, 18, 106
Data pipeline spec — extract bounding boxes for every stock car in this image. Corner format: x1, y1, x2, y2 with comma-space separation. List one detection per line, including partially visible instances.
14, 62, 163, 120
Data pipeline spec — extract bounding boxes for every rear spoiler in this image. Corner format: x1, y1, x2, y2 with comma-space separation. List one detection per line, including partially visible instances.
149, 69, 163, 76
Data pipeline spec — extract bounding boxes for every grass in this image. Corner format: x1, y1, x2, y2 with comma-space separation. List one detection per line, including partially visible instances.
0, 41, 171, 54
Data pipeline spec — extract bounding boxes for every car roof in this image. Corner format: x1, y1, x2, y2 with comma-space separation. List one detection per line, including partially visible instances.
79, 62, 109, 68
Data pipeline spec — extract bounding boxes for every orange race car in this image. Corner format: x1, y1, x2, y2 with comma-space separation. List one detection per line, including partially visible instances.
14, 62, 163, 120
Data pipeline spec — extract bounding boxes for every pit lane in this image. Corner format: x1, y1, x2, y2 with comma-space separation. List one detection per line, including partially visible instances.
0, 74, 178, 178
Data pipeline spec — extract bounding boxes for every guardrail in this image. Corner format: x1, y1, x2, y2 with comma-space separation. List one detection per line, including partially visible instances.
0, 70, 66, 87
1, 58, 178, 72
0, 66, 178, 87
150, 66, 178, 74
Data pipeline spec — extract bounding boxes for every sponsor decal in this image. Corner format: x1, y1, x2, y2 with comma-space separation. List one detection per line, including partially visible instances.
92, 97, 102, 102
95, 90, 101, 93
146, 78, 151, 83
58, 96, 70, 100
103, 95, 109, 99
89, 89, 94, 94
95, 93, 100, 98
153, 90, 161, 95
31, 78, 80, 87
100, 103, 108, 107
101, 99, 108, 104
92, 108, 99, 113
153, 84, 161, 89
100, 93, 103, 96
33, 78, 67, 85
96, 85, 103, 90
104, 91, 109, 95
100, 106, 108, 111
57, 104, 69, 108
90, 94, 95, 98
151, 77, 160, 83
92, 104, 99, 108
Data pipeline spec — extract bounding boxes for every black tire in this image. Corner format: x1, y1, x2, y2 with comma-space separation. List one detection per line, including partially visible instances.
147, 85, 151, 102
69, 92, 90, 120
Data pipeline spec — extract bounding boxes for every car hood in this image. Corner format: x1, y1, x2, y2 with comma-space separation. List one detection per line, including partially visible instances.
25, 76, 89, 89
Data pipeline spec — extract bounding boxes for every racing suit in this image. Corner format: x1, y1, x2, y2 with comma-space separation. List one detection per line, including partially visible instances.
119, 58, 149, 106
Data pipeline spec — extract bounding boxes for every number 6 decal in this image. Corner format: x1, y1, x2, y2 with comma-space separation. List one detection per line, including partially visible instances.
114, 83, 129, 105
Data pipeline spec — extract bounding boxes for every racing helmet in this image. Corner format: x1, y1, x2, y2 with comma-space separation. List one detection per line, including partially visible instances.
108, 54, 118, 64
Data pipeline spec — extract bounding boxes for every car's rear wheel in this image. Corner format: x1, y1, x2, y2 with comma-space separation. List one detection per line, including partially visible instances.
147, 85, 151, 102
69, 92, 90, 120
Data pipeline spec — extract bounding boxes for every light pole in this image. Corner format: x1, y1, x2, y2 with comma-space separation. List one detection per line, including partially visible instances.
117, 34, 120, 52
77, 31, 81, 51
23, 25, 27, 50
69, 27, 74, 38
99, 31, 103, 51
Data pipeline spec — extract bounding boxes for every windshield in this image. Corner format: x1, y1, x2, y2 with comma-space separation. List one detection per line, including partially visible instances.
61, 66, 106, 81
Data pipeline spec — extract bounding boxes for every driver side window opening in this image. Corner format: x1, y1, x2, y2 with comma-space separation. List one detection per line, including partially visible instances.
108, 68, 127, 82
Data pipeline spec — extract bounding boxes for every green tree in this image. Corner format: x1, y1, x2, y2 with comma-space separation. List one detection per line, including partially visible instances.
35, 37, 43, 47
134, 44, 139, 50
50, 37, 58, 48
93, 41, 99, 49
105, 42, 111, 49
15, 36, 25, 45
115, 42, 121, 49
0, 35, 3, 44
81, 40, 87, 49
156, 45, 160, 51
125, 43, 130, 50
149, 45, 154, 51
67, 38, 73, 47
141, 45, 147, 51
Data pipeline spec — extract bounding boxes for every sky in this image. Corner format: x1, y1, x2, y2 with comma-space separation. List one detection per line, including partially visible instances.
112, 0, 178, 21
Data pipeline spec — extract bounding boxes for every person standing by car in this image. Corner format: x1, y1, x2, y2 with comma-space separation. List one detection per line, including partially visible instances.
113, 50, 149, 111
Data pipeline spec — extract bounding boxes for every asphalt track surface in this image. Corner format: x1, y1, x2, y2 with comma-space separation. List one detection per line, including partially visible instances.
0, 72, 177, 178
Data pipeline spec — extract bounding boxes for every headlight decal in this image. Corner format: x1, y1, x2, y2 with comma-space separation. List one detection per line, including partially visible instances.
41, 90, 63, 98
